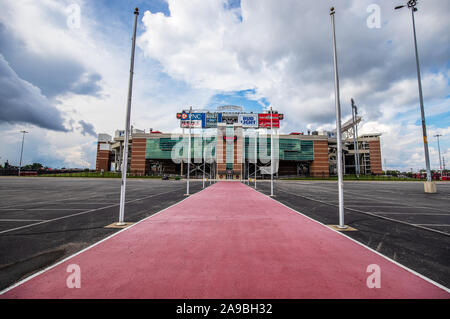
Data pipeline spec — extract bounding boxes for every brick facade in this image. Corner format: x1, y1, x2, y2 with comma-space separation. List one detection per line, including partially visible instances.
310, 140, 329, 178
95, 142, 111, 172
216, 136, 226, 174
369, 140, 382, 174
130, 138, 147, 176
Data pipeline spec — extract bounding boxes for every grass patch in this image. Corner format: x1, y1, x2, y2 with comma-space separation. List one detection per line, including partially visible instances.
280, 175, 423, 181
37, 172, 166, 179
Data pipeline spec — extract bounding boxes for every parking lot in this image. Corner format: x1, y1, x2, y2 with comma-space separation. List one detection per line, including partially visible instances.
256, 180, 450, 288
0, 177, 203, 291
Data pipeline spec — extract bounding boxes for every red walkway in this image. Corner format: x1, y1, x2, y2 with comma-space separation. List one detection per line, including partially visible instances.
2, 182, 448, 298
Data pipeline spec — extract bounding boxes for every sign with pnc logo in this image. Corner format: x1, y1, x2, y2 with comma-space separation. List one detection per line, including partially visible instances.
180, 113, 204, 128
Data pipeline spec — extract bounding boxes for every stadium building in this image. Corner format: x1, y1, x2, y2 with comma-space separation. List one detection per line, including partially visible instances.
96, 106, 382, 179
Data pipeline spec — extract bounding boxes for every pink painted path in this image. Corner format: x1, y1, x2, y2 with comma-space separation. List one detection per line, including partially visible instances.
2, 182, 449, 298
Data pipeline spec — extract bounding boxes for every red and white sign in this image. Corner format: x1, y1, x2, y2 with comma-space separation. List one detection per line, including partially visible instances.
180, 120, 202, 128
258, 113, 280, 128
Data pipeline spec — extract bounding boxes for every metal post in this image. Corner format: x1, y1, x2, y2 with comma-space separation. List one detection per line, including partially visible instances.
18, 130, 28, 176
411, 9, 432, 184
202, 131, 205, 189
186, 106, 192, 195
270, 107, 274, 196
118, 8, 139, 226
395, 2, 434, 189
243, 135, 245, 183
355, 110, 360, 176
330, 7, 346, 229
435, 134, 442, 180
254, 130, 257, 189
247, 144, 250, 185
118, 141, 123, 172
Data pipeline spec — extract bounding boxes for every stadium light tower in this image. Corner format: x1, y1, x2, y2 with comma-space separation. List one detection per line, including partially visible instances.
434, 134, 442, 180
351, 98, 360, 177
395, 1, 435, 193
18, 130, 28, 176
117, 7, 139, 226
330, 7, 346, 229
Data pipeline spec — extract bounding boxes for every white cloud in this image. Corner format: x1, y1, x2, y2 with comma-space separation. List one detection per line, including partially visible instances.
0, 123, 96, 168
138, 0, 450, 171
0, 0, 449, 171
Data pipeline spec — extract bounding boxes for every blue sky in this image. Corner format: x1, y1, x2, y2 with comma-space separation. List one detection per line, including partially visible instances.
0, 0, 449, 171
206, 90, 270, 112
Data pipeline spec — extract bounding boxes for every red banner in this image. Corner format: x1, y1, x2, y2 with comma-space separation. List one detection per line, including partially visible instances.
258, 113, 280, 128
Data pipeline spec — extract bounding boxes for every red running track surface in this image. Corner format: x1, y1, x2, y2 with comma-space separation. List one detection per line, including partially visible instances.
1, 182, 449, 298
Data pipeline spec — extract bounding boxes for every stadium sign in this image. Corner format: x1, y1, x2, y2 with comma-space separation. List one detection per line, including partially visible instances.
258, 113, 280, 128
238, 114, 258, 128
180, 113, 204, 128
204, 113, 222, 128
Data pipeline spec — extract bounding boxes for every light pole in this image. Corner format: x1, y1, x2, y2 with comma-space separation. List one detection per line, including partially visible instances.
395, 1, 435, 192
18, 130, 28, 176
351, 98, 360, 177
185, 106, 192, 196
202, 129, 205, 189
330, 7, 346, 229
117, 7, 139, 226
247, 140, 250, 185
254, 130, 258, 189
434, 134, 442, 180
270, 106, 274, 197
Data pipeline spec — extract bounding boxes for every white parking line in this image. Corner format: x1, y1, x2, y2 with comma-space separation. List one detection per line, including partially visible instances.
347, 205, 450, 212
375, 212, 449, 216
0, 208, 90, 211
279, 182, 450, 213
273, 186, 450, 237
0, 219, 47, 222
414, 224, 450, 227
0, 188, 181, 235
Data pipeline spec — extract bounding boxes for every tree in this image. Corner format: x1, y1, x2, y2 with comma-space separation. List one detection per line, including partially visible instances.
23, 163, 43, 170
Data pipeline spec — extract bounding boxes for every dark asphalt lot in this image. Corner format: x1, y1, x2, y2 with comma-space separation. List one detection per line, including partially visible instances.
0, 177, 205, 291
255, 180, 450, 288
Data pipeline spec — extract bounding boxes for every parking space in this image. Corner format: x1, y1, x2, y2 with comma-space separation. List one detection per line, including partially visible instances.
0, 177, 204, 291
270, 181, 450, 234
